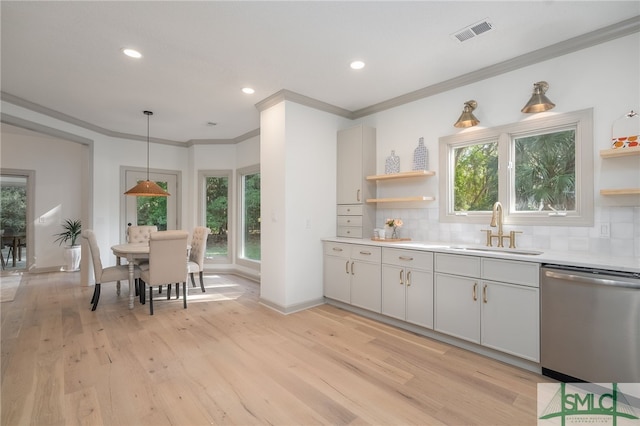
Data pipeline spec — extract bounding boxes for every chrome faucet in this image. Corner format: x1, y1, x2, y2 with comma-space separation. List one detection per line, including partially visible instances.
482, 201, 522, 248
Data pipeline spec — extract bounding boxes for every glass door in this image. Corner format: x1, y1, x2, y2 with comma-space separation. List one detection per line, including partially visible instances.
123, 169, 178, 242
1, 174, 28, 271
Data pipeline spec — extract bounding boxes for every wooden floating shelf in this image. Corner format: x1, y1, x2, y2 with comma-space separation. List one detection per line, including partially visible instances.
366, 196, 435, 203
366, 170, 435, 181
600, 188, 640, 196
599, 147, 640, 158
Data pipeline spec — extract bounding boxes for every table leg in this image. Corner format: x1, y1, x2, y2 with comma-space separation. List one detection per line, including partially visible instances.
116, 256, 121, 295
128, 261, 135, 309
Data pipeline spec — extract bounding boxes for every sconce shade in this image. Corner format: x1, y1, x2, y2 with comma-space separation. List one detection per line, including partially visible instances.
521, 81, 555, 113
454, 100, 480, 128
124, 111, 170, 197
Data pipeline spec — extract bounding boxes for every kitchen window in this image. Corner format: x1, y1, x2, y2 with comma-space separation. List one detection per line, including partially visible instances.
439, 108, 593, 226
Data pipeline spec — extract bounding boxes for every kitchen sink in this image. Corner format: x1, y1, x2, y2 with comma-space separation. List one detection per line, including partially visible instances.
448, 246, 543, 256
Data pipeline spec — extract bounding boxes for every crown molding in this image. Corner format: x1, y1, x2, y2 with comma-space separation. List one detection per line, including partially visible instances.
255, 89, 354, 119
187, 128, 260, 146
1, 113, 94, 145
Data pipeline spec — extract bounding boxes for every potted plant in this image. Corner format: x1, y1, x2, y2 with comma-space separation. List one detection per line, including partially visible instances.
54, 219, 82, 271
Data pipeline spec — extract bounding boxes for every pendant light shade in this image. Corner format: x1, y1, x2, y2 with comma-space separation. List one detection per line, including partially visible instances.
454, 100, 480, 128
521, 81, 555, 113
124, 111, 170, 197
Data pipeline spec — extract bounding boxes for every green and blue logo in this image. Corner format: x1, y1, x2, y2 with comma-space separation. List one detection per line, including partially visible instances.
538, 383, 640, 425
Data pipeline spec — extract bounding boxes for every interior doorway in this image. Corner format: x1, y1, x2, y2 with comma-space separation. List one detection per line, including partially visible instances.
1, 172, 32, 272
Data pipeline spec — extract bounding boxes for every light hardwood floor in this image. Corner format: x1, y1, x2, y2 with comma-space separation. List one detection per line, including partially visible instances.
1, 271, 549, 425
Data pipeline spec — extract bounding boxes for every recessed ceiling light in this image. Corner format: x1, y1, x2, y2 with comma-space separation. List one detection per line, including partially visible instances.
122, 48, 142, 59
350, 60, 365, 70
242, 87, 255, 94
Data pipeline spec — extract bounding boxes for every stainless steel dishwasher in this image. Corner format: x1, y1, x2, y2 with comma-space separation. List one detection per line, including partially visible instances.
541, 264, 640, 383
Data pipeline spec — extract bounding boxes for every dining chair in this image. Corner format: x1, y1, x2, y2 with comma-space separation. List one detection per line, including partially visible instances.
187, 226, 211, 292
127, 225, 158, 243
139, 230, 189, 315
82, 230, 141, 311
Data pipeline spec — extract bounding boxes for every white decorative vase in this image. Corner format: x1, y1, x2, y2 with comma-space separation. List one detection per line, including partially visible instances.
63, 245, 81, 271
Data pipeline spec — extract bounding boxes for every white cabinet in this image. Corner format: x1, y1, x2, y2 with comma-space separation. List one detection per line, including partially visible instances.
382, 248, 433, 328
323, 241, 381, 313
434, 253, 540, 362
336, 125, 376, 238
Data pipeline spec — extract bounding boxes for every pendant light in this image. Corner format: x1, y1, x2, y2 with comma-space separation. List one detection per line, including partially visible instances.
124, 111, 170, 197
454, 100, 480, 128
521, 81, 555, 113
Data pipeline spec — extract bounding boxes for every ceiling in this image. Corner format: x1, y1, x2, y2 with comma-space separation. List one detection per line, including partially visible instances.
1, 1, 638, 144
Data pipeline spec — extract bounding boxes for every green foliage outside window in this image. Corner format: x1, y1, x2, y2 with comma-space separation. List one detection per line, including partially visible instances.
1, 186, 26, 234
453, 142, 498, 211
243, 173, 261, 261
515, 130, 575, 211
136, 181, 168, 230
205, 176, 229, 258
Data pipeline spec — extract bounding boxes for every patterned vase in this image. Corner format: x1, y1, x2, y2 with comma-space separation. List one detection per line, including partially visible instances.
412, 137, 428, 170
385, 150, 400, 174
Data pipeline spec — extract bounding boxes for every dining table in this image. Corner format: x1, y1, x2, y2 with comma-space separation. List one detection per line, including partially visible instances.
111, 241, 191, 309
111, 242, 149, 309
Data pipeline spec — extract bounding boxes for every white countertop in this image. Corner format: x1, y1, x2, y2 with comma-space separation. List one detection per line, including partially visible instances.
322, 237, 640, 274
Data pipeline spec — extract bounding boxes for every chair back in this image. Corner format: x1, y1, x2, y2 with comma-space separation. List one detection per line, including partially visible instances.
189, 227, 211, 267
81, 230, 103, 280
145, 230, 189, 286
127, 225, 158, 243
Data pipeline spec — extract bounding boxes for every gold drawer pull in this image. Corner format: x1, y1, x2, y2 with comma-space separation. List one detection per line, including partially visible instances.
398, 256, 414, 261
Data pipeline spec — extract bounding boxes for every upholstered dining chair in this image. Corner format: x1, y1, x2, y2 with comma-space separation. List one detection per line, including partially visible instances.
187, 226, 211, 292
139, 230, 189, 315
127, 225, 158, 243
83, 230, 141, 311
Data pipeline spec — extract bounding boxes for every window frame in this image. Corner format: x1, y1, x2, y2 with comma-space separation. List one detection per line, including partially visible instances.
236, 164, 260, 270
198, 169, 233, 264
439, 108, 593, 226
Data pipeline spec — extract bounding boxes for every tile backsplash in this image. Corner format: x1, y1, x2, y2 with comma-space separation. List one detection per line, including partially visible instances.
376, 206, 640, 259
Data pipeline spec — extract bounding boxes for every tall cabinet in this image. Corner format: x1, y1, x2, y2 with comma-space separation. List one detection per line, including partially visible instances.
337, 125, 376, 238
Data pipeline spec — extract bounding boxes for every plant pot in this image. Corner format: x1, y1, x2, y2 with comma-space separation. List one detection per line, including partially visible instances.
63, 245, 81, 272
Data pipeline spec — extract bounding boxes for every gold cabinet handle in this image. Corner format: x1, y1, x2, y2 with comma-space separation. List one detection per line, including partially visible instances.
483, 284, 488, 303
357, 189, 361, 202
350, 261, 354, 275
406, 271, 412, 287
399, 269, 404, 285
359, 251, 371, 255
398, 256, 414, 261
473, 282, 478, 301
345, 260, 349, 274
332, 247, 343, 252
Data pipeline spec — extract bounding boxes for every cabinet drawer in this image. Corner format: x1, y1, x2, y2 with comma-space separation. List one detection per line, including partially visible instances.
351, 245, 381, 262
337, 204, 363, 216
482, 258, 539, 287
382, 248, 433, 271
435, 253, 481, 277
337, 215, 363, 227
337, 226, 362, 238
323, 242, 351, 258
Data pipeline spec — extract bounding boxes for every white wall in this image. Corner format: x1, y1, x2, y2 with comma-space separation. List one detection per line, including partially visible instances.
0, 124, 85, 269
359, 33, 640, 258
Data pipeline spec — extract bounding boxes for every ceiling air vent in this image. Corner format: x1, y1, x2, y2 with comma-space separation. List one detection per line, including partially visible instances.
451, 18, 494, 43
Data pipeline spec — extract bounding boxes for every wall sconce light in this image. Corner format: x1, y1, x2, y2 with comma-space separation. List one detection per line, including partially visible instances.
521, 81, 555, 113
124, 111, 170, 197
454, 100, 480, 128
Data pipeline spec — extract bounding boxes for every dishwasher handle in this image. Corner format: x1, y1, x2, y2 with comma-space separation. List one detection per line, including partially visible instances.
544, 270, 640, 289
